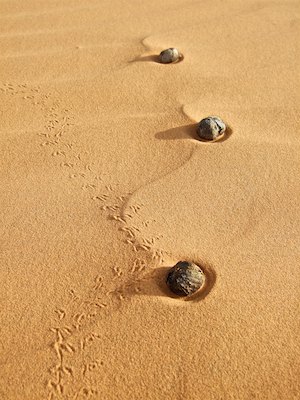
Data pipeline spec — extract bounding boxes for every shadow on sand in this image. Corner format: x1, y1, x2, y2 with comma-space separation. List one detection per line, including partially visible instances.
117, 262, 216, 303
156, 123, 233, 143
130, 54, 184, 64
130, 54, 160, 63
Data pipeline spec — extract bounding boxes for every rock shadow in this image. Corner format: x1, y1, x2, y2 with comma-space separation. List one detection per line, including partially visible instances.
156, 123, 198, 141
118, 262, 216, 303
130, 54, 184, 64
156, 123, 233, 143
131, 54, 160, 63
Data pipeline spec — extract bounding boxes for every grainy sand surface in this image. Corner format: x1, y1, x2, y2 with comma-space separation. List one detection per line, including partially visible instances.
0, 0, 299, 399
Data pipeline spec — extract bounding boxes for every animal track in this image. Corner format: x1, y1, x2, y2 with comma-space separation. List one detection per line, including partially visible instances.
48, 327, 76, 397
0, 81, 170, 398
55, 309, 66, 321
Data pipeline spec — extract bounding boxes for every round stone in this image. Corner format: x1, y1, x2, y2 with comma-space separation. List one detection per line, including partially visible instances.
166, 261, 205, 296
197, 116, 226, 141
159, 48, 181, 64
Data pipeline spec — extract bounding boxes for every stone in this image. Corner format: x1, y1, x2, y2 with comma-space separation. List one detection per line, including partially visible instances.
159, 48, 181, 64
197, 116, 226, 141
166, 261, 204, 296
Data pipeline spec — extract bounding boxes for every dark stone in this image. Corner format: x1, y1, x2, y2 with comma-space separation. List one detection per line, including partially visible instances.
159, 48, 181, 64
197, 116, 226, 141
166, 261, 204, 296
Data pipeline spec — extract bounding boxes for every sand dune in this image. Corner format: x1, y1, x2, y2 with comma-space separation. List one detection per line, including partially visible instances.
0, 0, 299, 399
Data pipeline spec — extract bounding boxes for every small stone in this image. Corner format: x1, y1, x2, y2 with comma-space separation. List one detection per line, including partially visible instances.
159, 48, 181, 64
197, 116, 226, 142
166, 261, 205, 296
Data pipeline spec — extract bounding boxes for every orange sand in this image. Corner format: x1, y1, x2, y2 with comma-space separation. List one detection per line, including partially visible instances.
0, 0, 299, 399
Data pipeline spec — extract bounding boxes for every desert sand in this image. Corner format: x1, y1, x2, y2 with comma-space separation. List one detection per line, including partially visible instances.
0, 0, 300, 399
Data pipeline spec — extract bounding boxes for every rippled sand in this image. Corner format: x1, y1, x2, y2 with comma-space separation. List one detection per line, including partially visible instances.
0, 0, 299, 399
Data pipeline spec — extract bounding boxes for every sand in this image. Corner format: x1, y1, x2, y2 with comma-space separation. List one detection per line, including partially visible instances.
0, 0, 299, 399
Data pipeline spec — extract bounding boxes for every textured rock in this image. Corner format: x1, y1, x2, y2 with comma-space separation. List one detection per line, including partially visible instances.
197, 116, 226, 141
166, 261, 204, 296
159, 48, 181, 64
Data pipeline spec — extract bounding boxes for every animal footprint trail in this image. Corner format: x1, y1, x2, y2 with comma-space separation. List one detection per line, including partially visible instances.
47, 263, 120, 398
46, 226, 158, 398
48, 327, 76, 398
46, 228, 163, 399
34, 92, 104, 200
121, 197, 171, 264
0, 82, 41, 98
1, 81, 115, 399
1, 83, 169, 398
49, 277, 119, 399
48, 298, 106, 398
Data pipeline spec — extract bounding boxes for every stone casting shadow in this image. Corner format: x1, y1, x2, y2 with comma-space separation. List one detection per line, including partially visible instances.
156, 123, 233, 143
117, 263, 216, 303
